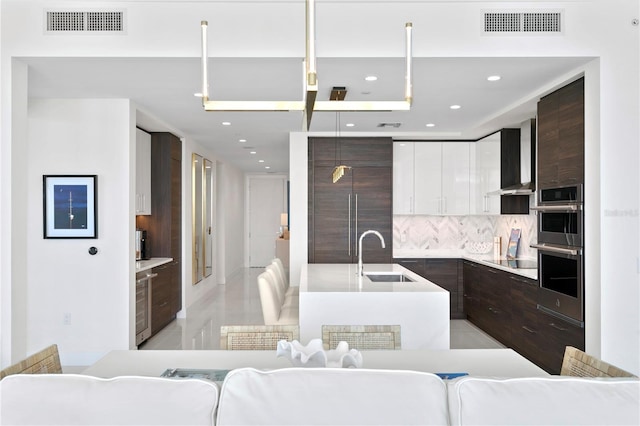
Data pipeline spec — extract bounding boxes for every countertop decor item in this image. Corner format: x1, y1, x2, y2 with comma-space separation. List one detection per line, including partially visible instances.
466, 241, 493, 254
276, 338, 363, 368
507, 228, 522, 259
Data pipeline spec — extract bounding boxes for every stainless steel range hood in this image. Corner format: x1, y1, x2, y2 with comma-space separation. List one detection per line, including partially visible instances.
497, 118, 536, 196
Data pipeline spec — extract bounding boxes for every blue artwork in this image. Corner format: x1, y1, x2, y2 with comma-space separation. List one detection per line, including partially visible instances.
53, 184, 88, 230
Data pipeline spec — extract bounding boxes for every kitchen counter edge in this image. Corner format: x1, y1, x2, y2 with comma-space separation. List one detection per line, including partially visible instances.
393, 250, 537, 280
135, 257, 173, 273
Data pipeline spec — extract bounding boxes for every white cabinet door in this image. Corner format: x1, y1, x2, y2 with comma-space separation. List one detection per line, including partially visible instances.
135, 128, 152, 215
414, 143, 442, 214
473, 133, 501, 215
441, 143, 470, 215
393, 142, 415, 214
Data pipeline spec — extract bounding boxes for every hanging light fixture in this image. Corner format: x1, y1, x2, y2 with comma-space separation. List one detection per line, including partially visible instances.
332, 110, 351, 184
199, 0, 413, 130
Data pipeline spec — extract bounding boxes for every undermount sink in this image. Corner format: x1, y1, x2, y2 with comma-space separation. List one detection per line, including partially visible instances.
365, 273, 415, 282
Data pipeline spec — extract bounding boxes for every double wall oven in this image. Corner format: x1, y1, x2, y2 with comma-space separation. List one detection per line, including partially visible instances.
531, 185, 584, 327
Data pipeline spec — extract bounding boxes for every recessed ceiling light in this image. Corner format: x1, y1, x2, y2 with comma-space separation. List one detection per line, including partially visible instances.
193, 92, 203, 97
239, 139, 247, 143
450, 105, 461, 110
222, 121, 231, 126
345, 123, 355, 127
259, 159, 265, 163
250, 151, 257, 154
399, 143, 406, 146
365, 75, 378, 82
487, 75, 501, 82
265, 166, 271, 169
426, 123, 436, 127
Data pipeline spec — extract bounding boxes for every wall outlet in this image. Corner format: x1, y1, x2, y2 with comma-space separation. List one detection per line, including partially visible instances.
63, 313, 71, 325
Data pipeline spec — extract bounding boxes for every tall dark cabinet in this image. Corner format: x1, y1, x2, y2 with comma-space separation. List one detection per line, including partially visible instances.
146, 132, 182, 334
308, 137, 392, 264
537, 77, 584, 188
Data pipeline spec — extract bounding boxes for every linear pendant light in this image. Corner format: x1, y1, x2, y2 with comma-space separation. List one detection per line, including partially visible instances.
200, 0, 413, 130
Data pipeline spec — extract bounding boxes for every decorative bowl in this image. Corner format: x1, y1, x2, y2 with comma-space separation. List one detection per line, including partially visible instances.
276, 339, 363, 368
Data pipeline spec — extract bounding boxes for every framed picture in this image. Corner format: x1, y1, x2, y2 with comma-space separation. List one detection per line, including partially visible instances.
43, 175, 97, 239
506, 228, 521, 259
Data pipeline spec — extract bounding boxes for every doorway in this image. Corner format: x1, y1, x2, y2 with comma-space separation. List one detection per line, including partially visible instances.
246, 176, 288, 267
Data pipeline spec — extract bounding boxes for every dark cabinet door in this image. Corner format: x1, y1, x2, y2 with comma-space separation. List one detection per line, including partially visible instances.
423, 259, 462, 318
535, 311, 585, 374
151, 264, 173, 335
394, 259, 425, 276
463, 261, 483, 325
351, 167, 392, 264
537, 77, 584, 188
308, 164, 353, 263
308, 137, 392, 264
509, 274, 542, 362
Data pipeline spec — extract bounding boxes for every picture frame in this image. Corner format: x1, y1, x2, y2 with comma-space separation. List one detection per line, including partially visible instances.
43, 175, 97, 239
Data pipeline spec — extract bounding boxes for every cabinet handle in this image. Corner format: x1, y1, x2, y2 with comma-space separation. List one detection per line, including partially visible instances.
409, 196, 413, 214
348, 194, 351, 256
159, 302, 168, 308
549, 322, 568, 331
488, 307, 500, 314
487, 268, 498, 274
521, 326, 537, 334
400, 260, 418, 264
442, 197, 447, 213
355, 193, 358, 256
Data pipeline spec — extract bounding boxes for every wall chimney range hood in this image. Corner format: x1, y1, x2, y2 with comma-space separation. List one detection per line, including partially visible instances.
496, 118, 536, 196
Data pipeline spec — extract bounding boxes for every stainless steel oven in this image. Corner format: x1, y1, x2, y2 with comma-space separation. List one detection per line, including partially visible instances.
531, 185, 584, 327
532, 245, 584, 326
532, 185, 583, 247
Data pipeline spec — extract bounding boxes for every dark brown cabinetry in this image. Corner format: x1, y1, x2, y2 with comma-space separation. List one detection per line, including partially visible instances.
137, 132, 182, 338
463, 260, 584, 374
395, 258, 464, 319
499, 128, 531, 214
537, 77, 584, 188
309, 137, 392, 264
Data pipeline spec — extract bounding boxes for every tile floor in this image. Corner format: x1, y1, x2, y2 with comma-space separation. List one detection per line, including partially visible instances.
140, 267, 505, 351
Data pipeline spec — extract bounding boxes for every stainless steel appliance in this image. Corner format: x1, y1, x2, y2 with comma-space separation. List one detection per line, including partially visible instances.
135, 229, 148, 260
531, 185, 584, 327
135, 270, 156, 345
532, 185, 583, 247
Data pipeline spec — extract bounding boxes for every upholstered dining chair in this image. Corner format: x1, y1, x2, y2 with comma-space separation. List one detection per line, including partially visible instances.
0, 344, 62, 379
321, 325, 401, 350
220, 325, 299, 350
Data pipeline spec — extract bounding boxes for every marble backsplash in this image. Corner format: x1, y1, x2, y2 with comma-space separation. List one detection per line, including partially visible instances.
393, 214, 537, 259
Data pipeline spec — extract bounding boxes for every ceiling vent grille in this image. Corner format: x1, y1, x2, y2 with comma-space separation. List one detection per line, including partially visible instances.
483, 10, 562, 34
46, 10, 125, 33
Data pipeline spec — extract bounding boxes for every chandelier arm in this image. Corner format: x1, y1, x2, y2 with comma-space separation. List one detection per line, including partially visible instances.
405, 22, 413, 104
201, 20, 209, 102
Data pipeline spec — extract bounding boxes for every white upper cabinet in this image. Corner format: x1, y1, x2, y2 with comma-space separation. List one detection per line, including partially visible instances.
135, 128, 152, 215
472, 133, 501, 215
393, 142, 415, 214
393, 142, 470, 215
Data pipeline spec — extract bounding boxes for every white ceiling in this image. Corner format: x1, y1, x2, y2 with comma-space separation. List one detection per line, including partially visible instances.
24, 55, 591, 173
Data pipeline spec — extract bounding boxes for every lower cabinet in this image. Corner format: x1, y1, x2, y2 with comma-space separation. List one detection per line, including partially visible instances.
395, 258, 464, 319
463, 260, 585, 374
151, 263, 177, 335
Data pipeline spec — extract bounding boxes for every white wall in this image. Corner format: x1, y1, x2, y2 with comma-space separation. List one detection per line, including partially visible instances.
27, 98, 133, 366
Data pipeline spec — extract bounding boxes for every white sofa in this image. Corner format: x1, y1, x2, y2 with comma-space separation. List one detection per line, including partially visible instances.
1, 368, 638, 425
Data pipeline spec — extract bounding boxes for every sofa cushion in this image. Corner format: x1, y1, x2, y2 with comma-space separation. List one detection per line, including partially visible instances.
447, 376, 640, 425
216, 367, 448, 425
0, 373, 219, 425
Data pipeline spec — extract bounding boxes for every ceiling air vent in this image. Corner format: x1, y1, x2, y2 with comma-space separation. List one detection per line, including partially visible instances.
483, 10, 562, 34
46, 10, 125, 33
377, 122, 402, 128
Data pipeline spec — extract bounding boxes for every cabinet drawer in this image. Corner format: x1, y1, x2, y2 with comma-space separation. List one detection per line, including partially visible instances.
535, 311, 585, 374
394, 259, 425, 277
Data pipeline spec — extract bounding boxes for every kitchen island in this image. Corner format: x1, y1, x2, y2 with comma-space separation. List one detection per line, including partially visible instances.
299, 264, 449, 349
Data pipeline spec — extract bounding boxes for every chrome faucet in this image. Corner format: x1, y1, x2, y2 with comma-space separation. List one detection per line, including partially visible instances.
358, 230, 386, 276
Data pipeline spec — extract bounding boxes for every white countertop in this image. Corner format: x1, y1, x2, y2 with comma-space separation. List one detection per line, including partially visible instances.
300, 263, 449, 293
135, 257, 173, 273
82, 349, 549, 378
393, 249, 537, 280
